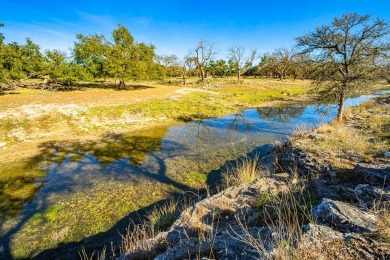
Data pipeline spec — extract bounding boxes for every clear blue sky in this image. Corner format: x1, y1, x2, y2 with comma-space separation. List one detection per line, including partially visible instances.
1, 0, 390, 59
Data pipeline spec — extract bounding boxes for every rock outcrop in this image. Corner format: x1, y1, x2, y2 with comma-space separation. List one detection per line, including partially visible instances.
313, 198, 377, 233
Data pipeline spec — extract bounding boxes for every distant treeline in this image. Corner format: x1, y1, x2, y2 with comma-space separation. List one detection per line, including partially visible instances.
0, 15, 389, 90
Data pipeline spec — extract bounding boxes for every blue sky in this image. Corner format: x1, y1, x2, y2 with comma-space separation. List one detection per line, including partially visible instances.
1, 0, 390, 59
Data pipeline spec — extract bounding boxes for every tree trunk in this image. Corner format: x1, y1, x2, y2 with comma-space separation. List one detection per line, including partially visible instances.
337, 91, 345, 122
200, 67, 205, 82
118, 79, 126, 89
182, 71, 186, 85
237, 69, 241, 82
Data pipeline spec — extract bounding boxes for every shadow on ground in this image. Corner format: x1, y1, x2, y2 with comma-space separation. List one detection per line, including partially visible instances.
28, 144, 275, 259
78, 82, 155, 91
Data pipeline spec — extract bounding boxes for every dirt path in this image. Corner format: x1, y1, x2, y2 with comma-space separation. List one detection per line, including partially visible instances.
0, 84, 183, 110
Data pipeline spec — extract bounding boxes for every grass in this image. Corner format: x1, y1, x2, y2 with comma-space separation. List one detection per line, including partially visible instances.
230, 178, 315, 259
222, 155, 261, 187
292, 96, 390, 169
146, 200, 179, 232
375, 207, 390, 243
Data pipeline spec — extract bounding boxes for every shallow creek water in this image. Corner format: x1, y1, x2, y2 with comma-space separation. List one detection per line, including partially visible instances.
0, 91, 388, 258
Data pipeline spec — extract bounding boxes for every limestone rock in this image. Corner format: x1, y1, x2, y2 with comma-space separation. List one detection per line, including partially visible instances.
353, 164, 390, 185
313, 199, 377, 233
299, 224, 390, 259
354, 184, 390, 209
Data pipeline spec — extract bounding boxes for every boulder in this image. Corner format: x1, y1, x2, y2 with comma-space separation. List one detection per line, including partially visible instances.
313, 198, 377, 233
354, 184, 390, 209
299, 224, 390, 259
156, 226, 272, 260
353, 164, 390, 185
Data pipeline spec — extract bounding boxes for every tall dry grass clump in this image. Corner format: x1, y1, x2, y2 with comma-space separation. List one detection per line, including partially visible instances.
222, 155, 261, 188
369, 197, 390, 244
119, 223, 159, 258
146, 200, 179, 232
229, 179, 315, 258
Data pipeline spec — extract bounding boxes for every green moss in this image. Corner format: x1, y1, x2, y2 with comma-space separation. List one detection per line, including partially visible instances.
177, 171, 208, 188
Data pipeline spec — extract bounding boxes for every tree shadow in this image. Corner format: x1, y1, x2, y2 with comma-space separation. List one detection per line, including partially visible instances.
0, 129, 199, 259
30, 143, 276, 260
0, 91, 20, 96
77, 82, 155, 91
0, 173, 83, 259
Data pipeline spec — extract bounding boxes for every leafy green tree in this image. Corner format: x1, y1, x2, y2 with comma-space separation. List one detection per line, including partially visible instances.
45, 49, 90, 87
0, 42, 24, 86
73, 33, 109, 78
297, 13, 390, 121
104, 24, 159, 88
0, 28, 44, 86
208, 59, 229, 77
0, 23, 4, 44
20, 38, 45, 78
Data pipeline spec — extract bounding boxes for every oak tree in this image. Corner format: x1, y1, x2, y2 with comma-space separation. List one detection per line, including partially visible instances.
296, 13, 390, 121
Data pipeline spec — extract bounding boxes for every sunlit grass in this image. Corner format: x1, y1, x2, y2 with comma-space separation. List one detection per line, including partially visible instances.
293, 95, 389, 169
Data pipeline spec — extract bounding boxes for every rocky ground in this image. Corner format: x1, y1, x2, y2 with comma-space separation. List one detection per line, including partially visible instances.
117, 95, 390, 259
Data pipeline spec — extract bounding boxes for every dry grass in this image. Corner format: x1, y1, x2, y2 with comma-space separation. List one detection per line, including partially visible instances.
369, 196, 390, 244
78, 246, 106, 260
292, 96, 390, 169
229, 179, 314, 258
119, 224, 160, 258
222, 155, 261, 187
292, 122, 315, 138
376, 209, 390, 243
146, 200, 180, 232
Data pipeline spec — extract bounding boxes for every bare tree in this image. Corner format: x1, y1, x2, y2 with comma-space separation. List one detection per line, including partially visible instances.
191, 39, 217, 82
296, 13, 390, 122
228, 46, 257, 82
271, 47, 297, 81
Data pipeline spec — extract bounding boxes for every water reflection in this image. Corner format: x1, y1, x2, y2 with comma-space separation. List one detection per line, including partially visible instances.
229, 113, 252, 131
35, 132, 167, 168
0, 171, 45, 220
256, 103, 307, 123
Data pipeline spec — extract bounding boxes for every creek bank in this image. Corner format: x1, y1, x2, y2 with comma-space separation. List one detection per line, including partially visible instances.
119, 95, 390, 259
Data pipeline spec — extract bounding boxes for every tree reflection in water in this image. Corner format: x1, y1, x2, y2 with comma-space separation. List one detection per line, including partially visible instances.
256, 103, 307, 123
229, 113, 252, 131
